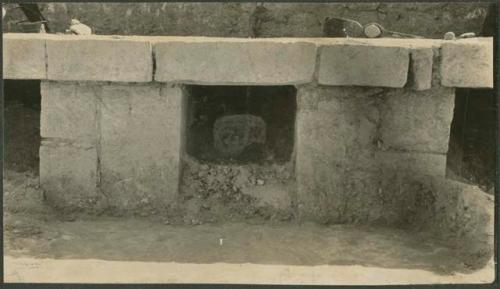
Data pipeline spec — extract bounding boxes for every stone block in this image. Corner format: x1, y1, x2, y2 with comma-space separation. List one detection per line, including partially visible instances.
154, 40, 316, 84
295, 86, 382, 220
40, 81, 98, 141
40, 141, 98, 209
3, 34, 46, 79
375, 150, 447, 177
410, 48, 433, 90
379, 87, 455, 153
318, 44, 409, 87
99, 83, 184, 210
441, 38, 493, 88
46, 37, 152, 82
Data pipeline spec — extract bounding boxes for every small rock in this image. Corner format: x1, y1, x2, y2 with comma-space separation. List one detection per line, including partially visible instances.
200, 164, 210, 171
69, 19, 92, 35
257, 179, 265, 186
443, 31, 455, 40
458, 32, 476, 39
364, 23, 382, 38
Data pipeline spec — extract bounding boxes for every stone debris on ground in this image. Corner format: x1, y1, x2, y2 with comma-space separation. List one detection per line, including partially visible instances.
177, 156, 295, 224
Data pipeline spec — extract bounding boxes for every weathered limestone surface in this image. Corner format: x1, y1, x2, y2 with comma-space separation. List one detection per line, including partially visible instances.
3, 34, 47, 79
296, 86, 454, 222
318, 45, 409, 87
410, 48, 433, 91
40, 82, 98, 141
100, 83, 184, 211
40, 141, 98, 210
296, 86, 381, 221
375, 151, 447, 177
154, 40, 317, 84
441, 38, 493, 88
46, 37, 152, 82
3, 34, 493, 89
379, 87, 455, 154
39, 81, 184, 212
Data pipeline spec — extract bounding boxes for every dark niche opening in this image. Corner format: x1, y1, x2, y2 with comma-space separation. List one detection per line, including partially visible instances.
4, 80, 41, 174
185, 85, 297, 164
446, 87, 496, 193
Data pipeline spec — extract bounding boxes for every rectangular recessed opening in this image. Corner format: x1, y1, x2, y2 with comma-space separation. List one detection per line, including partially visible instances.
4, 80, 41, 174
185, 85, 297, 165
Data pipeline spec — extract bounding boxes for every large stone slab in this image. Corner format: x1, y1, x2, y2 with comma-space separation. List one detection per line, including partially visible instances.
318, 44, 409, 87
99, 83, 184, 211
379, 87, 455, 154
40, 81, 98, 141
40, 141, 98, 210
46, 37, 152, 82
3, 34, 47, 79
154, 40, 316, 84
441, 38, 493, 88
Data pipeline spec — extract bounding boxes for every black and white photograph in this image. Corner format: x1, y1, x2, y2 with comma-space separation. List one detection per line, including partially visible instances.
1, 1, 496, 285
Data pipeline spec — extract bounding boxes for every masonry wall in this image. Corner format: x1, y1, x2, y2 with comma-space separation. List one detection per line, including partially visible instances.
39, 82, 185, 214
3, 34, 493, 222
296, 85, 455, 224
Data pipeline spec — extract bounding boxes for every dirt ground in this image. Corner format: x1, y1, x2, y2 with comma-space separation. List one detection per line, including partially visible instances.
3, 256, 494, 284
3, 170, 494, 279
2, 211, 491, 277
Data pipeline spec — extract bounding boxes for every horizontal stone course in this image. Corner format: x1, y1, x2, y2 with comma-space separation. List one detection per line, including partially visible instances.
3, 34, 493, 88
